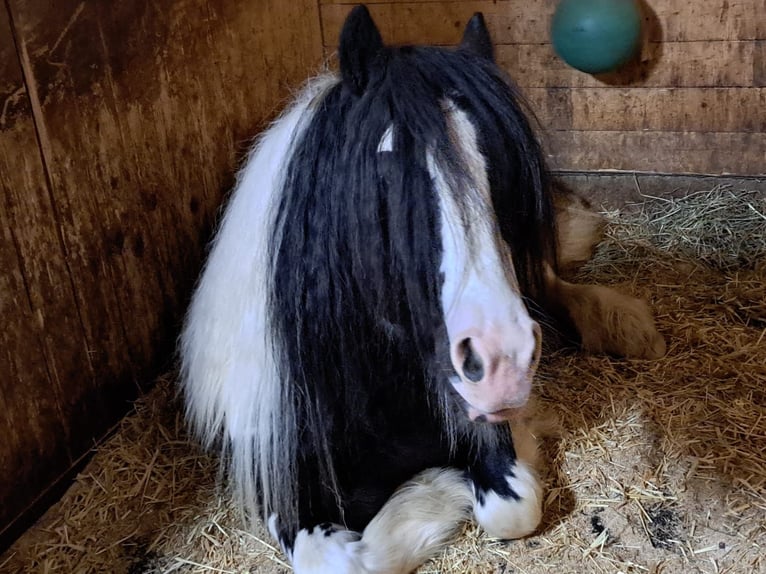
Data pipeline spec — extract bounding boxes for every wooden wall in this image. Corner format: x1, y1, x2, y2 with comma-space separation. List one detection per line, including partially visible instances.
321, 0, 766, 175
0, 0, 323, 542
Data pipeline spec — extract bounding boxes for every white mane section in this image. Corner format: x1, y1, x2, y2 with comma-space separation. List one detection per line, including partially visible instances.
180, 74, 340, 523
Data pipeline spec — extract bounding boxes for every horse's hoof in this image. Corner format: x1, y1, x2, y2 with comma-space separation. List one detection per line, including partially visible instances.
473, 460, 543, 540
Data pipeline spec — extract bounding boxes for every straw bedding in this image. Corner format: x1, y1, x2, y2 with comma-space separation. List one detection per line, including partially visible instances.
2, 184, 765, 574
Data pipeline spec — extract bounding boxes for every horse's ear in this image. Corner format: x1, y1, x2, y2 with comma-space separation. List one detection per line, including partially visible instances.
339, 5, 384, 94
459, 13, 494, 62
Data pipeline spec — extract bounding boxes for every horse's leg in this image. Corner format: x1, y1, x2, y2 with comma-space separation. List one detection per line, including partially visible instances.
357, 468, 473, 573
270, 431, 541, 573
357, 429, 542, 571
272, 470, 472, 573
268, 512, 367, 574
269, 469, 473, 574
552, 183, 605, 274
266, 469, 369, 574
468, 426, 543, 540
544, 264, 667, 359
548, 185, 666, 359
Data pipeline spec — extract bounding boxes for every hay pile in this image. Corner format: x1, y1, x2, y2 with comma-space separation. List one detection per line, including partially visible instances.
2, 184, 765, 574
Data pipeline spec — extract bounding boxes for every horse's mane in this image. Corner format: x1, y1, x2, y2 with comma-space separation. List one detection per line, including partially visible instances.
265, 44, 556, 525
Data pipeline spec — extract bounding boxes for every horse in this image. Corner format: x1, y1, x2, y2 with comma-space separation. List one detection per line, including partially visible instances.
180, 6, 665, 573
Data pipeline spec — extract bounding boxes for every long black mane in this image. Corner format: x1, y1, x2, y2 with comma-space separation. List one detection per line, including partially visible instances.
268, 42, 555, 527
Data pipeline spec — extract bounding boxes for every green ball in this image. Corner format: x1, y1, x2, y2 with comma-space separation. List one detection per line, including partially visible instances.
551, 0, 642, 74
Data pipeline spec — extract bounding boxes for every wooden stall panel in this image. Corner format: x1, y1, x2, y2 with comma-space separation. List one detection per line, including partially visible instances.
755, 40, 766, 86
0, 140, 72, 539
497, 41, 759, 88
321, 1, 550, 46
321, 0, 766, 44
7, 0, 323, 400
319, 0, 766, 175
545, 131, 766, 176
0, 4, 86, 533
2, 0, 323, 538
524, 88, 766, 132
654, 0, 766, 42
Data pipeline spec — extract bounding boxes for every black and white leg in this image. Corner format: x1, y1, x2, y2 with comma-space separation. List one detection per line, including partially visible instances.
468, 428, 543, 539
268, 514, 366, 574
268, 468, 473, 574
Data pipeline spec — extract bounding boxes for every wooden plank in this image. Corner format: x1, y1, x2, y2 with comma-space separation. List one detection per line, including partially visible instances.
320, 0, 766, 46
321, 1, 545, 46
3, 0, 323, 536
0, 219, 68, 536
0, 4, 75, 535
321, 0, 447, 3
9, 0, 324, 397
570, 88, 765, 132
0, 175, 72, 539
8, 1, 138, 418
523, 88, 766, 132
525, 87, 573, 130
498, 41, 757, 89
542, 131, 766, 175
657, 0, 766, 42
755, 41, 766, 87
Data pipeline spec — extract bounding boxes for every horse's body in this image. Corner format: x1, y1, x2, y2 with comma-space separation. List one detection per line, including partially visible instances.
181, 6, 665, 573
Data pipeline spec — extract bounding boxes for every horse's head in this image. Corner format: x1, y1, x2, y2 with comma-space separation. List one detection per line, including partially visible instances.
436, 102, 543, 423
336, 7, 555, 424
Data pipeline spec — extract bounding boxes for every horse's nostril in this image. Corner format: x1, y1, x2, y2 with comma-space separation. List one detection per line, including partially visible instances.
460, 338, 484, 382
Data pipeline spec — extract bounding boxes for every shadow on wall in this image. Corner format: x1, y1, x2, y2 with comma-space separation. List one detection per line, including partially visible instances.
593, 0, 663, 86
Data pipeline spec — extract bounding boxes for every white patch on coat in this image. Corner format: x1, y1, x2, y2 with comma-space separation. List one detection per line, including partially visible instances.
472, 460, 543, 540
377, 124, 394, 152
291, 525, 367, 574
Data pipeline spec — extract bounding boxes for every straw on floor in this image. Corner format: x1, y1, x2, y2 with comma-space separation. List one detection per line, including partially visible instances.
2, 184, 764, 574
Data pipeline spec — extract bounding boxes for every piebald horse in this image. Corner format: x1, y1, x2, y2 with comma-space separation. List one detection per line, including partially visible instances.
180, 6, 664, 573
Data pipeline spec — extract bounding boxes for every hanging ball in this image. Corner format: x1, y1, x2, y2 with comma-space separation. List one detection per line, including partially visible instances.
551, 0, 642, 74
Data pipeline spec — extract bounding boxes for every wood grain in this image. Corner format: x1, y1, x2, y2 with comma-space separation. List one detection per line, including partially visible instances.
2, 0, 323, 537
9, 0, 324, 397
319, 0, 766, 174
755, 41, 766, 87
524, 88, 766, 132
543, 130, 766, 175
321, 1, 539, 46
498, 41, 758, 89
0, 4, 77, 535
320, 0, 766, 45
